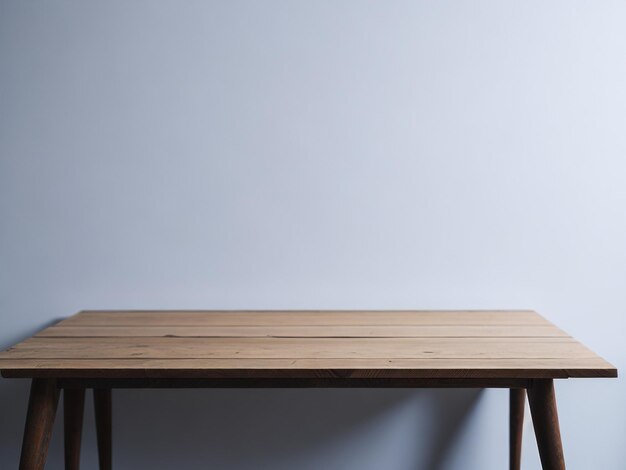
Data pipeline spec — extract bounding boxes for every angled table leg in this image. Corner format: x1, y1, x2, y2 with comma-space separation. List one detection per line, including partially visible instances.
64, 388, 85, 470
93, 389, 112, 470
527, 379, 566, 470
19, 378, 60, 470
510, 388, 525, 470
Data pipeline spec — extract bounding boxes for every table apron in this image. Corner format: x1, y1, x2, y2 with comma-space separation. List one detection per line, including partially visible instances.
53, 377, 535, 389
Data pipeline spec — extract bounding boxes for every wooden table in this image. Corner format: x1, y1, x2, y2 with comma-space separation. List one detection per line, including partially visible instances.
0, 310, 616, 470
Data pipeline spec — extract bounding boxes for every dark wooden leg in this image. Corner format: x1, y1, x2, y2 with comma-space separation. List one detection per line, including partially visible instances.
93, 389, 112, 470
527, 379, 566, 470
510, 388, 525, 470
19, 378, 60, 470
64, 388, 85, 470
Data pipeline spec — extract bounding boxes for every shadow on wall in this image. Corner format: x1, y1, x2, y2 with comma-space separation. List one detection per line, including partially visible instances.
115, 388, 483, 470
0, 318, 64, 351
0, 380, 32, 467
422, 388, 485, 469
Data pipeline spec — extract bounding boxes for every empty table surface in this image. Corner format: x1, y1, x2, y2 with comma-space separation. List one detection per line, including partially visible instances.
0, 310, 616, 379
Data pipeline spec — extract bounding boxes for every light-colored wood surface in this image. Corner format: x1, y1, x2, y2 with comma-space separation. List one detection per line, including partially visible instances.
0, 310, 616, 379
36, 325, 569, 338
56, 310, 549, 326
5, 337, 596, 360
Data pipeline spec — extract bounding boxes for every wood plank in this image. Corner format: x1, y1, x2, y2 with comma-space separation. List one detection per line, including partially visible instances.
57, 310, 548, 327
0, 357, 613, 370
4, 337, 596, 360
0, 358, 616, 379
36, 325, 568, 338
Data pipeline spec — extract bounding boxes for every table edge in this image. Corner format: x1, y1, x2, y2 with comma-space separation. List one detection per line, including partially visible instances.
1, 367, 617, 380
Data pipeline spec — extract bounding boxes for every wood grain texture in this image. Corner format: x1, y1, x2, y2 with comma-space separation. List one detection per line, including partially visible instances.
64, 388, 85, 470
0, 310, 617, 380
5, 337, 595, 359
0, 357, 615, 379
19, 379, 59, 470
527, 379, 566, 470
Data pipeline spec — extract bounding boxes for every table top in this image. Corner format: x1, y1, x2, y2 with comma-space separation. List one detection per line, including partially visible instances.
0, 310, 616, 380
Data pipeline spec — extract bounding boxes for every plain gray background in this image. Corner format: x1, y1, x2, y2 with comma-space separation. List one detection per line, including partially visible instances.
1, 1, 624, 469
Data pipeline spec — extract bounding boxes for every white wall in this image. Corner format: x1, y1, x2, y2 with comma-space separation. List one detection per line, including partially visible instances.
1, 1, 624, 469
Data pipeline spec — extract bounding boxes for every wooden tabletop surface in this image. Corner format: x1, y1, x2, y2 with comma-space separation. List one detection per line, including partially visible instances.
0, 310, 616, 380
